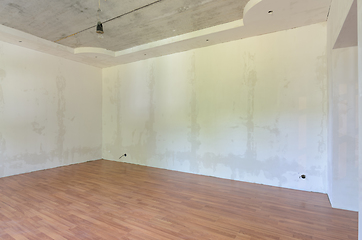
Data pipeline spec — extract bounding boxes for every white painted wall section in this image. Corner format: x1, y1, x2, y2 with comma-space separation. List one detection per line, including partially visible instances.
326, 0, 359, 212
358, 0, 362, 238
0, 41, 102, 177
102, 23, 328, 193
327, 46, 358, 211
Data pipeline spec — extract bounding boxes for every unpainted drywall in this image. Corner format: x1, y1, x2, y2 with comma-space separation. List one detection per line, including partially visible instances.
326, 0, 359, 212
103, 23, 328, 193
0, 40, 102, 177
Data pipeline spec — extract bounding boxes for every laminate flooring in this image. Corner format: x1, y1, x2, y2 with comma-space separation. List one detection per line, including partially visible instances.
0, 160, 357, 239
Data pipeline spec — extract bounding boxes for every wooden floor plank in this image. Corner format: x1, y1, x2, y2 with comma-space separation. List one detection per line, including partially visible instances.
0, 160, 357, 239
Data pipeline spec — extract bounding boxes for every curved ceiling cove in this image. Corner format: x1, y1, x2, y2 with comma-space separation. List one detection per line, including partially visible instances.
74, 47, 115, 57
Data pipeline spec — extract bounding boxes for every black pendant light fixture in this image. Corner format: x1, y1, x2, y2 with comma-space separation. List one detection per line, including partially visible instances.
96, 21, 104, 34
96, 0, 105, 35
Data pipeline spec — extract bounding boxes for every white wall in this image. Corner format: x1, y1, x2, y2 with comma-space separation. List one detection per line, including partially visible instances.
103, 23, 328, 193
327, 46, 359, 211
358, 0, 362, 238
327, 0, 359, 212
0, 41, 102, 177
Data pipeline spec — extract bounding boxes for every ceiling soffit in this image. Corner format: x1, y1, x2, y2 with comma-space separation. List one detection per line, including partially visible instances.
0, 0, 331, 68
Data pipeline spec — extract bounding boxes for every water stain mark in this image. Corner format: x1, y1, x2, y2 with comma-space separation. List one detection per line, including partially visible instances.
7, 3, 24, 14
283, 78, 291, 89
242, 53, 257, 162
31, 122, 45, 135
0, 69, 7, 107
55, 74, 66, 162
0, 133, 7, 156
142, 63, 157, 165
188, 53, 201, 173
198, 152, 318, 188
316, 55, 327, 155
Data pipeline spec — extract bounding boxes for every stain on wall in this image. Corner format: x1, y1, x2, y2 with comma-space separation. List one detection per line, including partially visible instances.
244, 54, 258, 166
188, 53, 201, 173
0, 68, 6, 108
31, 122, 45, 135
102, 23, 328, 193
316, 55, 328, 155
55, 74, 66, 163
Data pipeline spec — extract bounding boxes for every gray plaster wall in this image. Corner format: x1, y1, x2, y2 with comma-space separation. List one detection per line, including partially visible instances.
0, 40, 102, 177
102, 23, 328, 193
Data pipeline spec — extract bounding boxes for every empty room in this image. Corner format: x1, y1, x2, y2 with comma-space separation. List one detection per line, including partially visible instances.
0, 0, 360, 239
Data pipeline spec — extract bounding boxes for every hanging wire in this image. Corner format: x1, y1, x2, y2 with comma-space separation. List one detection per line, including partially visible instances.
97, 0, 102, 21
55, 0, 162, 42
96, 0, 106, 36
97, 0, 107, 20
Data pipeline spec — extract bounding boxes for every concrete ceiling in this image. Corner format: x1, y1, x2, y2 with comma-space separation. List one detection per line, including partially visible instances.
0, 0, 248, 52
0, 0, 332, 68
